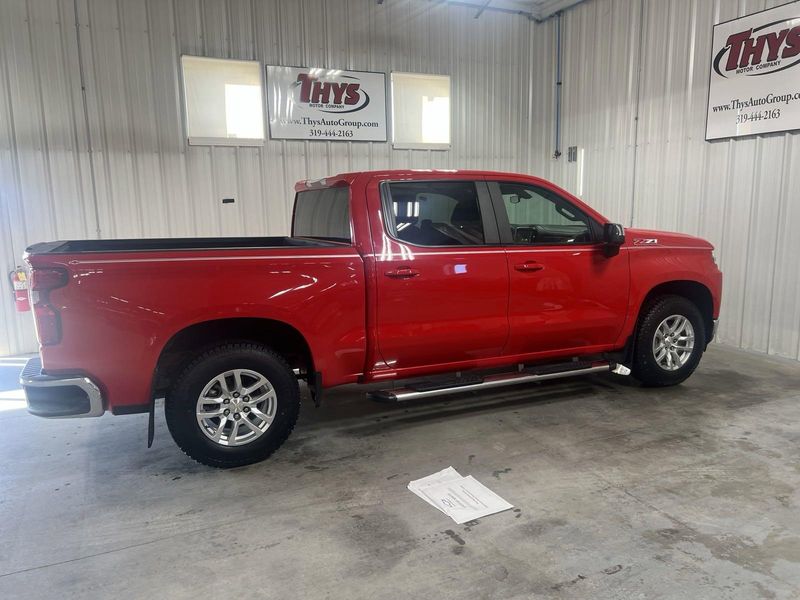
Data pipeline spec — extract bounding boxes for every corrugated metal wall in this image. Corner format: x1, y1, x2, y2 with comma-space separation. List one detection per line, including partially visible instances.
1, 0, 798, 362
0, 0, 537, 355
530, 0, 800, 361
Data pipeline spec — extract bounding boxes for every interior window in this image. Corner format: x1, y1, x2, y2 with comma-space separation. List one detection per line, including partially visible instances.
498, 183, 593, 245
385, 181, 485, 246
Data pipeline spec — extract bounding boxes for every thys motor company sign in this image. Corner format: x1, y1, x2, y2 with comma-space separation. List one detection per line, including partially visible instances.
707, 2, 800, 140
266, 66, 387, 141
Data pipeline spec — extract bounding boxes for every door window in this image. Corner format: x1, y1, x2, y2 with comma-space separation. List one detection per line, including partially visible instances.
384, 181, 486, 246
497, 183, 594, 245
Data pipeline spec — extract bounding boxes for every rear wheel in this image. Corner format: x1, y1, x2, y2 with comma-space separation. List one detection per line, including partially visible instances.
165, 343, 300, 468
632, 295, 706, 387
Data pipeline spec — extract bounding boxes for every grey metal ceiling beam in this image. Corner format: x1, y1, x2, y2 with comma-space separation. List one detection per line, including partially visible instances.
474, 0, 492, 18
376, 0, 588, 22
438, 0, 537, 20
535, 0, 587, 20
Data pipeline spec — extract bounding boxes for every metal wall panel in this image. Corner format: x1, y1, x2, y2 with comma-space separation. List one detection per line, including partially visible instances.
530, 0, 800, 361
2, 0, 798, 363
0, 0, 96, 356
0, 0, 537, 354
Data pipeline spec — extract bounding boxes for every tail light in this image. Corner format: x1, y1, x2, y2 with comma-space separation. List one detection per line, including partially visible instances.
29, 267, 68, 346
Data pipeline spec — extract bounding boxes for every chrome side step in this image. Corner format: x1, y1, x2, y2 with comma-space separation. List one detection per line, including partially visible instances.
369, 362, 612, 403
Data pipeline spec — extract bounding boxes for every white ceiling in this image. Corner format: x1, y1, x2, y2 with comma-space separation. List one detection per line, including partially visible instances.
440, 0, 587, 21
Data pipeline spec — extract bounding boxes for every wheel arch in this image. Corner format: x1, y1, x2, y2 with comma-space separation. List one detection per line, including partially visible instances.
153, 317, 315, 397
638, 280, 714, 347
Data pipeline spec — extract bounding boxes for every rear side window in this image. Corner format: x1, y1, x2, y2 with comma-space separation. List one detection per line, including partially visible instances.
293, 187, 351, 242
384, 181, 485, 246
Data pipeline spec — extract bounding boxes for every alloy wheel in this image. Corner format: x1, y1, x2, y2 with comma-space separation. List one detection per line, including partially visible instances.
652, 315, 695, 371
195, 369, 277, 446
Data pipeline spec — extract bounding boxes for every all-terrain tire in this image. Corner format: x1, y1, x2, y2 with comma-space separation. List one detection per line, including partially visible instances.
165, 343, 300, 468
632, 295, 706, 387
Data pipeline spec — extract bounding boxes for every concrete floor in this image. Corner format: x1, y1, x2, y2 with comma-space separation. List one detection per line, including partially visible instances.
1, 345, 800, 599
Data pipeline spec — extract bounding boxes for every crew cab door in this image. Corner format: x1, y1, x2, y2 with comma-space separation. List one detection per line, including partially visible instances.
489, 180, 629, 356
368, 177, 509, 372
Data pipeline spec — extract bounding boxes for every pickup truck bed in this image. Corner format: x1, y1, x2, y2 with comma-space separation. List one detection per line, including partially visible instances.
27, 236, 343, 254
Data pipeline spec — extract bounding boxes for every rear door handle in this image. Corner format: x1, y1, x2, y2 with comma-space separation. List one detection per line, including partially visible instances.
385, 267, 420, 279
514, 261, 544, 272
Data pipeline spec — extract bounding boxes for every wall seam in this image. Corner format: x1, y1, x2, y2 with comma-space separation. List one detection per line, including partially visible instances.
58, 0, 91, 238
764, 134, 790, 355
116, 0, 146, 238
73, 0, 102, 238
144, 0, 173, 237
25, 0, 59, 241
171, 0, 196, 237
737, 136, 761, 348
628, 0, 645, 227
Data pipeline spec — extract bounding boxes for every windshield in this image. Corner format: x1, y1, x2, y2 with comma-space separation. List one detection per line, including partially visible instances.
292, 187, 351, 242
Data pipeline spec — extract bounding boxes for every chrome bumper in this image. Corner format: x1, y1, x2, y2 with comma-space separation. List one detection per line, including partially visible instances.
711, 318, 719, 343
20, 357, 104, 418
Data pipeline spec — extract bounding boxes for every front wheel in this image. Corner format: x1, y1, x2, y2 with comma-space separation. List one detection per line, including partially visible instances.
165, 343, 300, 468
632, 295, 706, 387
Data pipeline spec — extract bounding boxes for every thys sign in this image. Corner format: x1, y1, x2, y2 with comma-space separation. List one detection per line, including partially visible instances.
266, 66, 387, 142
706, 2, 800, 140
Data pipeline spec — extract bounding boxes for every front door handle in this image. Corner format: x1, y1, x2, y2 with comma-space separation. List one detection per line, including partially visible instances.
514, 261, 544, 272
385, 267, 420, 279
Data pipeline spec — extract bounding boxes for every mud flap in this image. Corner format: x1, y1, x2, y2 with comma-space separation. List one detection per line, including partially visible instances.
309, 371, 323, 407
147, 399, 155, 448
147, 369, 158, 448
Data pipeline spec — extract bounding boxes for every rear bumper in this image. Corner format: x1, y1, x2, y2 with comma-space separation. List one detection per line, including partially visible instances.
20, 357, 105, 418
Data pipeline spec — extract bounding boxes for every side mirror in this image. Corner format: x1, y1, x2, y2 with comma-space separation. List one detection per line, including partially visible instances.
603, 223, 625, 257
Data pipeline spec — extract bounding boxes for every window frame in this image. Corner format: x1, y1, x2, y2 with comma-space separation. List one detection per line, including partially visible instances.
487, 181, 603, 247
379, 179, 500, 248
180, 55, 266, 147
390, 72, 452, 151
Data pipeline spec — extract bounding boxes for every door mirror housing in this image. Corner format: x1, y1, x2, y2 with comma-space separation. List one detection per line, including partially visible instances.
603, 223, 625, 256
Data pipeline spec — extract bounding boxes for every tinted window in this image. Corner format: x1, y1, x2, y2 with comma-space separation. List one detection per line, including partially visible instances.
385, 181, 485, 246
293, 187, 351, 241
497, 183, 593, 245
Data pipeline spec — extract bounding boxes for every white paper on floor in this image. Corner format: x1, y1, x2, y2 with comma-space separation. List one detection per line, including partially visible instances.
408, 467, 514, 524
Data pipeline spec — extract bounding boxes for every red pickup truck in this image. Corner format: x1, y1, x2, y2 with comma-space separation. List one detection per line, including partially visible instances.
21, 170, 722, 467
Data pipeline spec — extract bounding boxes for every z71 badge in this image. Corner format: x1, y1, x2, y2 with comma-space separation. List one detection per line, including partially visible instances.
634, 238, 659, 245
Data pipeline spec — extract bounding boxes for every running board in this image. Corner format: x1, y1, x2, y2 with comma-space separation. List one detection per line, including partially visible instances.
369, 362, 612, 403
